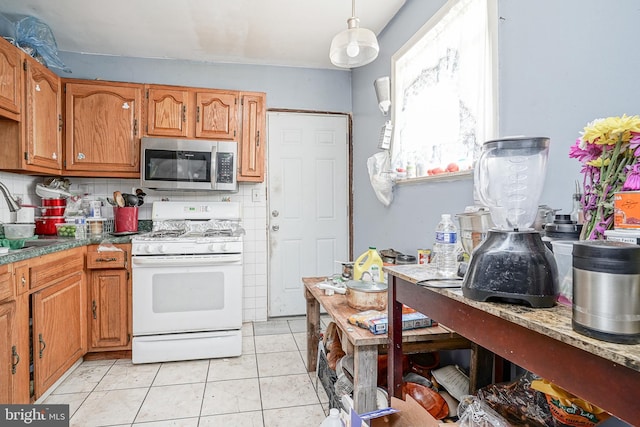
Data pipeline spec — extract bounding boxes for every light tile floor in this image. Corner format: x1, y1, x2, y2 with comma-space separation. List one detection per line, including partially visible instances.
44, 317, 332, 427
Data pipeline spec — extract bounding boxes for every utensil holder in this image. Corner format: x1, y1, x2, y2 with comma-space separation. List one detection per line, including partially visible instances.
113, 207, 138, 233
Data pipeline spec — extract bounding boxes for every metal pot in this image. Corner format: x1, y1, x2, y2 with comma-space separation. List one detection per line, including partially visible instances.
345, 280, 388, 311
455, 208, 493, 255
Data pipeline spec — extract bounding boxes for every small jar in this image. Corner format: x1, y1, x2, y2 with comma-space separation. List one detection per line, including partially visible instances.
86, 218, 105, 236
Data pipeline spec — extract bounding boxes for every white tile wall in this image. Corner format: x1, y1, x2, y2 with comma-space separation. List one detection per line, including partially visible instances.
0, 171, 270, 322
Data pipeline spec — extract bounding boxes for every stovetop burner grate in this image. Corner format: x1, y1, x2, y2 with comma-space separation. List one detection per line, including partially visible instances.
202, 229, 234, 237
146, 230, 185, 238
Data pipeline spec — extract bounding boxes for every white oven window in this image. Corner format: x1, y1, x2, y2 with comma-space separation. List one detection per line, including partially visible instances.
152, 272, 225, 313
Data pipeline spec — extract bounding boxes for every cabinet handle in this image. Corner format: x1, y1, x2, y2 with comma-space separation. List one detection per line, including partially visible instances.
11, 346, 19, 374
20, 274, 26, 286
133, 119, 138, 136
256, 130, 260, 147
196, 106, 200, 123
96, 257, 118, 262
38, 334, 46, 359
58, 114, 63, 131
92, 300, 97, 319
182, 105, 187, 122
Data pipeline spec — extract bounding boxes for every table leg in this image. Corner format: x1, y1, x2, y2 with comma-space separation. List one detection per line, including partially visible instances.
353, 344, 378, 414
387, 276, 404, 400
469, 343, 494, 392
305, 288, 321, 372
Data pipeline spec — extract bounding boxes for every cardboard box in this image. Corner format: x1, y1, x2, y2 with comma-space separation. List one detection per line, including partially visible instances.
614, 191, 640, 229
604, 228, 640, 244
348, 396, 453, 427
368, 312, 434, 335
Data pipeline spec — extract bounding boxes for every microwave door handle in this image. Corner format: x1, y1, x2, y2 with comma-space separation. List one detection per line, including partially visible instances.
211, 145, 218, 189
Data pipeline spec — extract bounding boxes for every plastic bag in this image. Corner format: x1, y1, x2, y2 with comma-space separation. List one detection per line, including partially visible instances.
530, 379, 610, 427
458, 395, 510, 427
477, 372, 553, 427
2, 13, 71, 72
367, 151, 395, 207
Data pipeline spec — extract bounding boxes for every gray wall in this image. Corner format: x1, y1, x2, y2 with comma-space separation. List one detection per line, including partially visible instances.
351, 0, 640, 256
57, 52, 352, 112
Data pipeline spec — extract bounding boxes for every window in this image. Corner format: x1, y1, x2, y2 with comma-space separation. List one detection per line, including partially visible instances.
391, 0, 498, 180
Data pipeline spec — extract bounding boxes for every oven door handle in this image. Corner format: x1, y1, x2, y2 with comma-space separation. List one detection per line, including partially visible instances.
132, 255, 241, 267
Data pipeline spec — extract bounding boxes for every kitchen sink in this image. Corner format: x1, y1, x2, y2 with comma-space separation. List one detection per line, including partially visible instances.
22, 239, 65, 248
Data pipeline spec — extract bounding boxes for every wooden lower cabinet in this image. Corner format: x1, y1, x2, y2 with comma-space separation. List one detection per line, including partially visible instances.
32, 271, 85, 398
86, 244, 132, 352
0, 300, 16, 403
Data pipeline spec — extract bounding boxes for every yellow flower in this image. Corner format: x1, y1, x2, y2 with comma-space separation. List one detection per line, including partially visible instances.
586, 157, 610, 167
582, 114, 640, 145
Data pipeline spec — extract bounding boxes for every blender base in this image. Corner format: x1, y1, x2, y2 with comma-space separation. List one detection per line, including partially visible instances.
462, 229, 559, 308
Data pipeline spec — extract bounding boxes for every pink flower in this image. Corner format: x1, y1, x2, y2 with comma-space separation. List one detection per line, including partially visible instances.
630, 132, 640, 156
623, 163, 640, 190
569, 138, 603, 163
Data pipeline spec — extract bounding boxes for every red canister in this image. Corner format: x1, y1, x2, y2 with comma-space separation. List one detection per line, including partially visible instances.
39, 206, 66, 216
42, 198, 67, 207
35, 216, 66, 235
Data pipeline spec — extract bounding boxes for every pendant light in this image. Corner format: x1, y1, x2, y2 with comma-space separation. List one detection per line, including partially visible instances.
329, 0, 380, 68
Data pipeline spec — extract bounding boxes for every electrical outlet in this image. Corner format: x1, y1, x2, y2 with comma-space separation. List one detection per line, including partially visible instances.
252, 189, 261, 203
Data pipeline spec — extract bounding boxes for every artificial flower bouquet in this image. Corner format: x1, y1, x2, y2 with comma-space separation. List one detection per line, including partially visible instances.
569, 115, 640, 240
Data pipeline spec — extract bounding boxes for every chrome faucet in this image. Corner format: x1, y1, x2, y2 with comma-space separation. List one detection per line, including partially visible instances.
0, 181, 20, 212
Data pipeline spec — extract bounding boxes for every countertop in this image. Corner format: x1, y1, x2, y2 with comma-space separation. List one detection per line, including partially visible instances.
0, 220, 152, 265
384, 264, 640, 374
0, 234, 134, 265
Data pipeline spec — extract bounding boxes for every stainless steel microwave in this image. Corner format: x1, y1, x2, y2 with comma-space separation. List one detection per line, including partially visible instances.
140, 137, 238, 191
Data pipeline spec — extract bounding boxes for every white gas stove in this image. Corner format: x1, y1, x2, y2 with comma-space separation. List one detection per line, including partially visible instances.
131, 201, 244, 364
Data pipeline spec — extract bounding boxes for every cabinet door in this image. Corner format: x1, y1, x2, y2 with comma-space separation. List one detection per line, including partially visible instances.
89, 269, 129, 350
32, 272, 85, 398
195, 90, 238, 140
238, 92, 266, 182
0, 301, 15, 404
0, 37, 22, 120
146, 87, 189, 137
64, 81, 142, 176
24, 59, 62, 172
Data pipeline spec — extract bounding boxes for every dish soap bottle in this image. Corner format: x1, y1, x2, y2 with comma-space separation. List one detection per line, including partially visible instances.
353, 247, 384, 282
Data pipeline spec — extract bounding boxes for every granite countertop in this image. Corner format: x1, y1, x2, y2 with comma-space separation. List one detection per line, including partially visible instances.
0, 220, 152, 266
0, 234, 134, 265
385, 264, 640, 373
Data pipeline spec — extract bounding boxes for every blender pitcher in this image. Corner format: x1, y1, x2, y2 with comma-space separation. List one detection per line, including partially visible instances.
474, 137, 550, 230
463, 137, 558, 308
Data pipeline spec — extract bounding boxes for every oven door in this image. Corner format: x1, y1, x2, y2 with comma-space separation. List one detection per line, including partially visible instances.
132, 254, 242, 336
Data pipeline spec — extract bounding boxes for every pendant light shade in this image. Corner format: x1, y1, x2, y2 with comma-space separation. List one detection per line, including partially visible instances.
330, 1, 379, 68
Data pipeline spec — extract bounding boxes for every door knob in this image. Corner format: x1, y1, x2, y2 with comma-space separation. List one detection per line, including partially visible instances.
272, 225, 279, 231
272, 210, 279, 217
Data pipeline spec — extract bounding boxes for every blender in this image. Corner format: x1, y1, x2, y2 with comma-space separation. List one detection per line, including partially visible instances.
462, 137, 558, 307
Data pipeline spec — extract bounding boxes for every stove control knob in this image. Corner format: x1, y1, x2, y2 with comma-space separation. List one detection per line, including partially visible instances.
159, 245, 168, 253
144, 245, 154, 253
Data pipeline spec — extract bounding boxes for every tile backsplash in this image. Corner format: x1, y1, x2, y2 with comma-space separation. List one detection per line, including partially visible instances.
0, 171, 268, 322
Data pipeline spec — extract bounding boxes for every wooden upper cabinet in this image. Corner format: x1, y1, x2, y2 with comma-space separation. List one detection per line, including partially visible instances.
24, 58, 63, 172
238, 92, 266, 182
146, 86, 189, 137
194, 90, 237, 140
0, 37, 22, 120
144, 85, 238, 140
64, 80, 142, 177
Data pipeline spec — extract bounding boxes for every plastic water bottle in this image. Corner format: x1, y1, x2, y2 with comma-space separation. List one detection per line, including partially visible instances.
320, 408, 344, 427
435, 214, 458, 278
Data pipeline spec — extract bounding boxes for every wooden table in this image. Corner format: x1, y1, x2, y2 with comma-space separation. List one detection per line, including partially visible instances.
386, 265, 640, 426
303, 277, 475, 413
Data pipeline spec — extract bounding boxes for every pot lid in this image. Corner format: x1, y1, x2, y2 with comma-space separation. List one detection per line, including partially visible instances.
345, 280, 388, 292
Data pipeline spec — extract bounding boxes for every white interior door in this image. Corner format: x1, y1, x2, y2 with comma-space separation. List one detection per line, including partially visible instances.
268, 112, 349, 317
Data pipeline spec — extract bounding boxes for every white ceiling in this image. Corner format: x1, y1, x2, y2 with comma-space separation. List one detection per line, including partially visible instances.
0, 0, 405, 69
